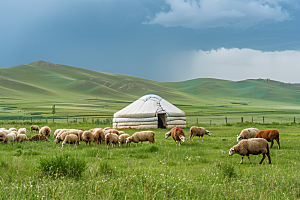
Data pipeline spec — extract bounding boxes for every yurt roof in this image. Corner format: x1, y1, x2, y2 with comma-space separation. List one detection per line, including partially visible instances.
113, 94, 185, 118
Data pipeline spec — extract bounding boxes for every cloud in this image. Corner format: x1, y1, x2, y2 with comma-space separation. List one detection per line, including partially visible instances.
144, 0, 290, 29
168, 48, 300, 83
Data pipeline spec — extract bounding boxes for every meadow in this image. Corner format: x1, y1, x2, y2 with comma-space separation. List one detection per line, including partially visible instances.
1, 122, 300, 199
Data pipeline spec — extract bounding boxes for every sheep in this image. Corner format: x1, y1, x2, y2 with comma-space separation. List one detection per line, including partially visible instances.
126, 131, 155, 145
9, 128, 17, 132
18, 128, 27, 135
103, 127, 111, 131
104, 129, 119, 136
190, 126, 210, 142
31, 125, 40, 132
165, 131, 171, 139
39, 126, 51, 138
82, 131, 94, 145
53, 129, 64, 138
15, 134, 29, 142
105, 133, 120, 149
237, 128, 260, 143
229, 138, 271, 164
119, 133, 130, 146
4, 132, 17, 143
55, 130, 82, 144
0, 131, 6, 143
62, 134, 79, 147
254, 129, 280, 149
92, 128, 105, 145
29, 134, 50, 141
169, 127, 185, 146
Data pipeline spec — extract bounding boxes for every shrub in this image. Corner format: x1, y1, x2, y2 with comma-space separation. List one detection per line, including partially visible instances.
38, 154, 87, 178
217, 162, 236, 178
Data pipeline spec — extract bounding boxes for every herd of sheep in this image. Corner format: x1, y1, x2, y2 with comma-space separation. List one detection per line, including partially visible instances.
0, 125, 280, 165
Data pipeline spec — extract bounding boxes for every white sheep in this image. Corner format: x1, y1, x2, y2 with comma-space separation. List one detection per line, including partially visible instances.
190, 126, 210, 142
237, 128, 260, 143
9, 128, 17, 132
5, 132, 17, 143
126, 131, 155, 145
119, 133, 130, 146
229, 138, 271, 164
15, 134, 29, 142
39, 126, 51, 138
0, 131, 6, 143
18, 128, 27, 135
105, 133, 120, 149
62, 134, 79, 147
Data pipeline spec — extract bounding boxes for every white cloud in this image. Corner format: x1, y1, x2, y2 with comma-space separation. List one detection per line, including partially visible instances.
165, 48, 300, 83
145, 0, 290, 29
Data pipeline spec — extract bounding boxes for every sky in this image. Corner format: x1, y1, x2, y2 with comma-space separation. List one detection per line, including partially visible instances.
1, 0, 300, 83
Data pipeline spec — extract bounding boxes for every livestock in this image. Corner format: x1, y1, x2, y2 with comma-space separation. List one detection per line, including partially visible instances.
126, 131, 155, 145
237, 128, 260, 143
0, 132, 6, 143
254, 129, 280, 149
29, 134, 50, 141
15, 134, 28, 142
62, 134, 79, 147
39, 126, 51, 138
165, 131, 171, 139
4, 132, 17, 143
104, 129, 119, 135
55, 130, 82, 144
190, 126, 210, 142
119, 133, 130, 146
169, 127, 185, 146
229, 138, 271, 164
82, 131, 94, 145
31, 125, 40, 132
9, 128, 17, 132
105, 133, 120, 149
92, 128, 105, 145
18, 128, 27, 135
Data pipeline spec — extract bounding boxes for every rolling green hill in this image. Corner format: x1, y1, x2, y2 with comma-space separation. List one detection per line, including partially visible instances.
0, 60, 299, 124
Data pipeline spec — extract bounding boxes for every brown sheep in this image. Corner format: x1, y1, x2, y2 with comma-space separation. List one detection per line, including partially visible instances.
31, 125, 40, 132
29, 134, 49, 141
104, 129, 119, 135
92, 128, 105, 145
126, 131, 155, 145
254, 129, 280, 149
105, 133, 120, 149
190, 126, 210, 142
82, 131, 94, 145
39, 126, 51, 138
229, 138, 271, 164
170, 127, 185, 146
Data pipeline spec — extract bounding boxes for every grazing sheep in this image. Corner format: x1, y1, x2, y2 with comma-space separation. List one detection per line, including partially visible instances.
237, 128, 260, 143
4, 132, 17, 143
119, 134, 130, 146
15, 134, 28, 142
31, 125, 40, 132
165, 131, 171, 139
9, 128, 17, 132
92, 128, 105, 145
104, 129, 119, 135
169, 127, 185, 146
103, 127, 111, 131
190, 126, 210, 142
254, 129, 280, 149
62, 134, 79, 147
82, 131, 94, 145
53, 129, 64, 138
126, 131, 155, 145
229, 138, 271, 164
0, 132, 6, 143
18, 128, 27, 135
29, 134, 50, 141
39, 126, 51, 138
55, 130, 82, 144
105, 133, 120, 149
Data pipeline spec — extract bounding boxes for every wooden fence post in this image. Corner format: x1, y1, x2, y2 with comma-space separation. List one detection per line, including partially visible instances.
241, 117, 243, 123
225, 117, 227, 124
67, 115, 68, 123
252, 117, 253, 122
210, 120, 211, 126
294, 117, 296, 123
197, 118, 198, 125
263, 116, 265, 124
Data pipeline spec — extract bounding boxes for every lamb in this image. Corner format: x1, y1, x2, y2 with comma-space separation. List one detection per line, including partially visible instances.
15, 134, 29, 142
168, 127, 185, 146
31, 125, 40, 132
91, 128, 105, 145
190, 126, 210, 142
39, 126, 51, 138
254, 129, 280, 149
62, 134, 79, 147
119, 133, 130, 146
229, 138, 271, 164
105, 133, 120, 149
237, 128, 260, 143
126, 131, 155, 145
0, 131, 6, 143
82, 131, 94, 145
18, 128, 27, 135
29, 134, 50, 141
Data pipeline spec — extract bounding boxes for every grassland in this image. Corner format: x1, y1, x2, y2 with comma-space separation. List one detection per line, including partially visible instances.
0, 122, 300, 199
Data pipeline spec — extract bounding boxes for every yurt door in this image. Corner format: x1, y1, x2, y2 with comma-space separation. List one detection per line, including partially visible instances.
157, 113, 166, 129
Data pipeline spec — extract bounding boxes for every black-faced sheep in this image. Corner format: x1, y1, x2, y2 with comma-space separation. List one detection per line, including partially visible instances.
29, 134, 50, 141
229, 138, 271, 164
39, 126, 51, 138
119, 133, 130, 146
62, 134, 79, 147
126, 131, 155, 145
190, 126, 210, 142
169, 127, 185, 146
82, 131, 94, 145
254, 129, 280, 149
31, 125, 40, 132
237, 128, 259, 143
105, 133, 120, 149
15, 134, 29, 142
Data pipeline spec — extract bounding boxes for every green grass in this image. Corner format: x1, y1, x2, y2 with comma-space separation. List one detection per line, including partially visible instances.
0, 123, 300, 199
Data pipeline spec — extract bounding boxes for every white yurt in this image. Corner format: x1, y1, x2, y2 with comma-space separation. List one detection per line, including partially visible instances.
113, 94, 186, 129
